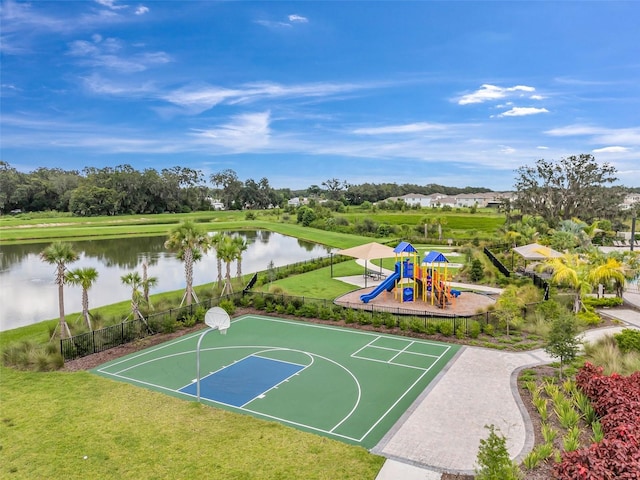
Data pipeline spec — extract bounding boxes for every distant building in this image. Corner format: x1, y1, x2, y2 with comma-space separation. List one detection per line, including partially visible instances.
620, 193, 640, 210
287, 197, 309, 207
206, 198, 225, 210
382, 191, 516, 209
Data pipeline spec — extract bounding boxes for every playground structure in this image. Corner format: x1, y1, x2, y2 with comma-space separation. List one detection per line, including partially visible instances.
360, 241, 460, 309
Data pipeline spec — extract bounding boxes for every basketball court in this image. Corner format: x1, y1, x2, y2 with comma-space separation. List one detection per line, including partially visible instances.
92, 314, 459, 449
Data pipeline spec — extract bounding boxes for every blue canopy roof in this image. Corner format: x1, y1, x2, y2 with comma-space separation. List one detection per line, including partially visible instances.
423, 251, 449, 263
394, 241, 418, 254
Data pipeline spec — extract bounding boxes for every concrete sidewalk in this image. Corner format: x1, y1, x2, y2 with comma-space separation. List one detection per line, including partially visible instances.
373, 291, 640, 479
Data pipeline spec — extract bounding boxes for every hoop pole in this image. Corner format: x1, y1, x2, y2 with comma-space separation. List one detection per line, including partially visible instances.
196, 327, 217, 402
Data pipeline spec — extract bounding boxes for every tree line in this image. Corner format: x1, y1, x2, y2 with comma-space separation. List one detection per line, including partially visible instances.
2, 154, 636, 224
0, 161, 492, 216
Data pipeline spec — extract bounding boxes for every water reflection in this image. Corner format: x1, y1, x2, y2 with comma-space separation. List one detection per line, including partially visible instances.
0, 232, 333, 331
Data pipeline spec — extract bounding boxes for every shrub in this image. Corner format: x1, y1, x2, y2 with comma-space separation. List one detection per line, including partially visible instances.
318, 306, 332, 320
483, 323, 495, 336
252, 295, 266, 310
438, 321, 453, 337
410, 318, 426, 333
614, 328, 640, 354
469, 320, 482, 339
297, 303, 319, 318
583, 296, 624, 308
425, 321, 438, 335
219, 299, 236, 315
475, 425, 522, 480
455, 326, 465, 339
577, 308, 601, 326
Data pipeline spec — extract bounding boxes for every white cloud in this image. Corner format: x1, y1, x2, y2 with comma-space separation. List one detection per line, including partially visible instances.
499, 145, 516, 154
191, 112, 271, 151
255, 19, 291, 28
67, 36, 170, 73
256, 14, 309, 29
458, 84, 536, 105
163, 81, 369, 113
537, 146, 549, 150
352, 122, 446, 135
288, 14, 308, 23
499, 107, 549, 117
135, 5, 149, 15
546, 125, 640, 145
593, 146, 629, 153
530, 94, 544, 100
95, 0, 127, 10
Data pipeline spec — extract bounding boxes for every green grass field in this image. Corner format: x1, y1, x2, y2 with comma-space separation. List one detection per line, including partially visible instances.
93, 314, 460, 449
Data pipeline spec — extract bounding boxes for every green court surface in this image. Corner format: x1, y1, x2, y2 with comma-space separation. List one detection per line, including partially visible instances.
93, 315, 460, 449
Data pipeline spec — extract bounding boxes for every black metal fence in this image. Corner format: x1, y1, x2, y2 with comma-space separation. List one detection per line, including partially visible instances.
245, 291, 541, 337
483, 246, 511, 277
60, 293, 241, 361
60, 318, 150, 361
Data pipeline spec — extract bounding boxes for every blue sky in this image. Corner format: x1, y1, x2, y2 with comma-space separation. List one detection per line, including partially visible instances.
2, 1, 639, 191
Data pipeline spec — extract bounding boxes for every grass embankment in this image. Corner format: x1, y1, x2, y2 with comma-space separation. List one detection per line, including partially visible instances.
0, 366, 383, 479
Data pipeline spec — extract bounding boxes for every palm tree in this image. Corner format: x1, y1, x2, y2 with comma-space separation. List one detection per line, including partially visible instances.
217, 235, 237, 296
232, 236, 248, 282
164, 221, 209, 306
141, 261, 158, 309
589, 257, 627, 298
434, 216, 448, 241
121, 271, 148, 326
65, 267, 99, 331
209, 232, 225, 291
40, 241, 78, 339
420, 216, 435, 240
540, 253, 592, 313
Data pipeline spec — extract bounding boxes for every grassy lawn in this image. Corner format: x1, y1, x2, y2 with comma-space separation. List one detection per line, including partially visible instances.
260, 262, 362, 298
0, 366, 384, 479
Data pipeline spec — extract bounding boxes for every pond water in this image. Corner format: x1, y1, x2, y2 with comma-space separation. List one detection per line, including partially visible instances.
0, 231, 334, 331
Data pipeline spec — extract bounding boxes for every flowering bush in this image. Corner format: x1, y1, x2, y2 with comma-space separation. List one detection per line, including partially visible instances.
553, 363, 640, 479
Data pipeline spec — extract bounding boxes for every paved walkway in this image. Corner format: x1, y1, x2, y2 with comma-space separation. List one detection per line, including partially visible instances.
372, 291, 640, 479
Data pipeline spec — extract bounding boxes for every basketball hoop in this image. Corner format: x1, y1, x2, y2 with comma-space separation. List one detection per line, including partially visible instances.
204, 306, 231, 335
196, 307, 231, 401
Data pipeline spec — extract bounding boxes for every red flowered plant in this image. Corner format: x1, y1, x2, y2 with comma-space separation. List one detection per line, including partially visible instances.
554, 363, 640, 479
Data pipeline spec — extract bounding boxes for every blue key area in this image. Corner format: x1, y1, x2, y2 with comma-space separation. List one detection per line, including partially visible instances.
180, 355, 304, 407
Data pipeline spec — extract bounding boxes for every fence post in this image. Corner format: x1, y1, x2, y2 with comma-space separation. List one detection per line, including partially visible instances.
93, 330, 97, 354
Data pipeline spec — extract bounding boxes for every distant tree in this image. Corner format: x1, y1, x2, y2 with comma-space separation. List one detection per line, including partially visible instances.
40, 242, 79, 339
513, 154, 622, 226
69, 185, 120, 216
544, 313, 581, 378
322, 178, 348, 201
65, 267, 99, 331
210, 169, 243, 210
